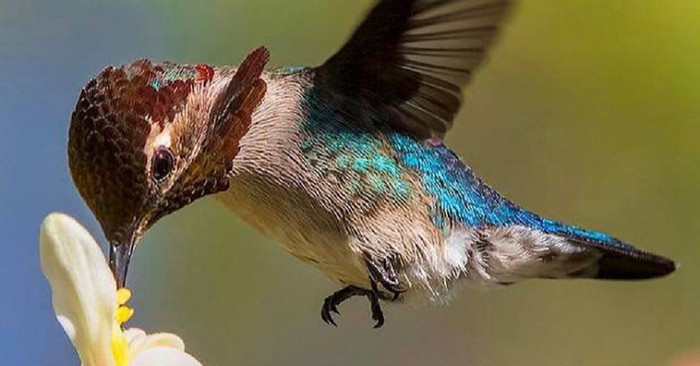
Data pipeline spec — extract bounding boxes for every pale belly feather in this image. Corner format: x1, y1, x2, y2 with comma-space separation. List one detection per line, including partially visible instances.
216, 172, 372, 287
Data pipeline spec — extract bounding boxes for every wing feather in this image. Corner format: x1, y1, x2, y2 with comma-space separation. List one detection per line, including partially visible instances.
316, 0, 514, 139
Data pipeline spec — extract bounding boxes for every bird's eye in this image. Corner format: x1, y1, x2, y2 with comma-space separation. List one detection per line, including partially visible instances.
151, 147, 174, 182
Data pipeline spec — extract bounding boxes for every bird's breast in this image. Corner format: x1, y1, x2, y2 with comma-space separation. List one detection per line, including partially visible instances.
218, 169, 370, 285
215, 73, 372, 284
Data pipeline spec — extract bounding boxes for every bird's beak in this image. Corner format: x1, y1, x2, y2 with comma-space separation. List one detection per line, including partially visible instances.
109, 239, 135, 288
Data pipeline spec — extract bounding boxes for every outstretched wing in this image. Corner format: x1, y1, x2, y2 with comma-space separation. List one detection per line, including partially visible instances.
315, 0, 514, 140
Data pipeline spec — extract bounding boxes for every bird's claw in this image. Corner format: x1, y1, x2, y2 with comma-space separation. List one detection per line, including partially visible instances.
321, 285, 361, 327
320, 283, 388, 328
319, 255, 406, 327
321, 296, 338, 326
369, 281, 385, 328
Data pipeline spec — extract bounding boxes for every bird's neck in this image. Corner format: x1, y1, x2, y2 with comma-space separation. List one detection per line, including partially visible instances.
231, 69, 312, 176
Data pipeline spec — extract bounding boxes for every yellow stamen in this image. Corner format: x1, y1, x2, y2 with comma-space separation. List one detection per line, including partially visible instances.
116, 288, 132, 305
112, 288, 134, 366
115, 306, 134, 325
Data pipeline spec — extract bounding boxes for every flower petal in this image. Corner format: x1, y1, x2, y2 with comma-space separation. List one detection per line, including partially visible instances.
130, 347, 203, 366
40, 212, 117, 366
124, 328, 147, 345
138, 332, 186, 351
125, 328, 185, 356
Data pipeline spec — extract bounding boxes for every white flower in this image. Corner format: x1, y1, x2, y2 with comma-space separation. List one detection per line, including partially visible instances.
40, 212, 204, 366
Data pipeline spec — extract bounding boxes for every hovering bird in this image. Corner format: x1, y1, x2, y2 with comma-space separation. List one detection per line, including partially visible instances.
68, 0, 675, 328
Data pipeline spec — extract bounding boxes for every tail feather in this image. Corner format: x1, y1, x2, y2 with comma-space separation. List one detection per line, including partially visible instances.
565, 235, 676, 280
476, 224, 675, 284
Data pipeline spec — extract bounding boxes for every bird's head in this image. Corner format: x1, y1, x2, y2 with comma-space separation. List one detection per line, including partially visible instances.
67, 48, 269, 287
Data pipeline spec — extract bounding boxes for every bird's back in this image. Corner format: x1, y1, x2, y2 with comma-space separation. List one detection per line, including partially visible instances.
219, 68, 673, 301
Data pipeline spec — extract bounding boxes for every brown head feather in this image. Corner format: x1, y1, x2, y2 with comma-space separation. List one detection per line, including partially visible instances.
68, 47, 269, 263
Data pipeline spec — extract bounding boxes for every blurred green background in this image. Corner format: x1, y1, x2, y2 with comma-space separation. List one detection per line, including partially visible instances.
2, 1, 698, 365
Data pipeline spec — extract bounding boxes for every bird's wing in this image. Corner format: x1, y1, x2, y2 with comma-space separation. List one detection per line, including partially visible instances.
314, 0, 514, 140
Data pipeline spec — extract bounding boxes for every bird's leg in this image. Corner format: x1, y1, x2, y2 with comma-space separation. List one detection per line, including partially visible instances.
364, 254, 405, 300
320, 280, 388, 328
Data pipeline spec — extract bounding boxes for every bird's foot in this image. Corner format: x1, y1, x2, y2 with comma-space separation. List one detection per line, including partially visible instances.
321, 283, 386, 328
321, 285, 361, 327
364, 254, 405, 300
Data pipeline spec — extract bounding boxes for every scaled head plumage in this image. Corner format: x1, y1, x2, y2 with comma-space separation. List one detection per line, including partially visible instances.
68, 47, 270, 286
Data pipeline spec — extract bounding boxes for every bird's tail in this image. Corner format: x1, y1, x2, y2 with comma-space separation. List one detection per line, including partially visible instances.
479, 223, 675, 284
561, 230, 676, 280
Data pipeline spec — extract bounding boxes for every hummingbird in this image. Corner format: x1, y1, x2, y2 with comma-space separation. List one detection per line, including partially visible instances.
68, 0, 675, 328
